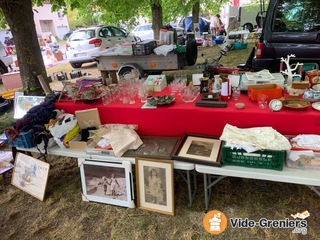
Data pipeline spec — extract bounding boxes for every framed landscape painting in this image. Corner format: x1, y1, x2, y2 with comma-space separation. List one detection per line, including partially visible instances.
135, 158, 174, 216
172, 134, 222, 167
79, 159, 135, 208
11, 153, 50, 201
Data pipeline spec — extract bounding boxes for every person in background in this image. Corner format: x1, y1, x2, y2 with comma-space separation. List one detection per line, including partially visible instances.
210, 14, 221, 38
4, 36, 14, 55
4, 36, 14, 46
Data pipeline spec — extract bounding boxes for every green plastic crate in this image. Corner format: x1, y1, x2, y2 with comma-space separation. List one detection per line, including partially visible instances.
221, 143, 285, 171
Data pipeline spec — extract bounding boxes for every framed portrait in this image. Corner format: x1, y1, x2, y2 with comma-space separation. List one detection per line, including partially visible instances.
172, 134, 222, 167
123, 136, 180, 160
14, 95, 45, 119
11, 153, 50, 201
79, 158, 135, 208
135, 158, 174, 216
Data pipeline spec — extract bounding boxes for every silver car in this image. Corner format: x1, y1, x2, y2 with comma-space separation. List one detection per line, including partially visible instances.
65, 25, 137, 68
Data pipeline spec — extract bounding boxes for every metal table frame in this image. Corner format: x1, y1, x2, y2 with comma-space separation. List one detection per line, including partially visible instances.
196, 164, 320, 212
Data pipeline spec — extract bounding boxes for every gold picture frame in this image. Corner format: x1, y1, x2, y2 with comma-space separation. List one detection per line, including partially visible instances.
135, 158, 174, 216
172, 134, 222, 167
11, 153, 50, 201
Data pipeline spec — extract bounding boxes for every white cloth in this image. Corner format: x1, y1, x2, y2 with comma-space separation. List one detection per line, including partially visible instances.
291, 134, 320, 148
153, 44, 175, 56
89, 124, 143, 157
220, 124, 291, 152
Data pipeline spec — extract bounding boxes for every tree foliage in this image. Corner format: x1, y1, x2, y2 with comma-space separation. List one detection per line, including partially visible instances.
0, 0, 232, 96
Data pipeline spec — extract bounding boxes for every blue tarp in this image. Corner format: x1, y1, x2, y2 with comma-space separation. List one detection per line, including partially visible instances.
184, 17, 209, 35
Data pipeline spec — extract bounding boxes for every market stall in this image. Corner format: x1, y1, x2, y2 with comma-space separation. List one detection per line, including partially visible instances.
54, 87, 320, 137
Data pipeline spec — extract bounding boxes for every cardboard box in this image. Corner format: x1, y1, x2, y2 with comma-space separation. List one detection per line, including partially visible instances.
75, 108, 101, 129
286, 149, 320, 170
69, 138, 93, 152
240, 72, 285, 90
86, 140, 115, 156
1, 72, 23, 90
54, 51, 63, 61
145, 75, 167, 92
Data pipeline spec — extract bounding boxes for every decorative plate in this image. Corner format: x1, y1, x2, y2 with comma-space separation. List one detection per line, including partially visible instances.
282, 99, 310, 110
147, 95, 175, 106
312, 102, 320, 111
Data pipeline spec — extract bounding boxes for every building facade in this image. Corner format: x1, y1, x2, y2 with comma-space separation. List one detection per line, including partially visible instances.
33, 3, 70, 40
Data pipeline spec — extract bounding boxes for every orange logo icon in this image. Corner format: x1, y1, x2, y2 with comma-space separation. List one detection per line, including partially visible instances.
203, 210, 228, 234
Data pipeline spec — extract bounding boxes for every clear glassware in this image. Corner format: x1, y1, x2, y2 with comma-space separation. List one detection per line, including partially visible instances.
180, 86, 200, 102
138, 84, 148, 103
232, 87, 241, 100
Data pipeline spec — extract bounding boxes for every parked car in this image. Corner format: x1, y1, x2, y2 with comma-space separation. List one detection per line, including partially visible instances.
130, 23, 154, 41
251, 0, 320, 72
130, 23, 185, 43
65, 25, 137, 68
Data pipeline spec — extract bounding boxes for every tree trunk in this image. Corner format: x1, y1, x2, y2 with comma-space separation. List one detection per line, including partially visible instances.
0, 0, 50, 96
151, 1, 163, 41
192, 2, 200, 23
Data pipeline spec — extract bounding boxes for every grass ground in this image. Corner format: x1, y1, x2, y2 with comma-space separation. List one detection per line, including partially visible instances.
1, 43, 319, 239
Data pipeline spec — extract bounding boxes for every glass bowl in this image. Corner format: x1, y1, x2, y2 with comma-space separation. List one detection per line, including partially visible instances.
180, 87, 200, 103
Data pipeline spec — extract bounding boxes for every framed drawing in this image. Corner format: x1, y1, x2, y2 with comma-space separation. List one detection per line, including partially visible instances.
79, 159, 135, 208
11, 153, 50, 201
14, 95, 45, 119
135, 158, 174, 215
172, 134, 222, 167
123, 136, 180, 159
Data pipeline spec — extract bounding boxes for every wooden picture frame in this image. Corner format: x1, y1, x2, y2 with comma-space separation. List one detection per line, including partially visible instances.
172, 134, 222, 167
136, 158, 174, 216
11, 153, 50, 201
123, 136, 180, 160
79, 159, 135, 208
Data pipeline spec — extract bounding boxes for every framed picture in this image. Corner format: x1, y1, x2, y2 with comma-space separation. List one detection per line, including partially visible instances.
79, 159, 135, 208
14, 95, 45, 119
136, 158, 174, 215
11, 153, 50, 201
172, 134, 222, 167
75, 108, 101, 129
123, 136, 180, 159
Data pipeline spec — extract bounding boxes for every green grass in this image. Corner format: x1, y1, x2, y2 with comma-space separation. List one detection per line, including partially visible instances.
5, 42, 319, 240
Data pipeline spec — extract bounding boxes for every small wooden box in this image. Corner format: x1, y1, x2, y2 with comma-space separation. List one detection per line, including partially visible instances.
292, 80, 309, 89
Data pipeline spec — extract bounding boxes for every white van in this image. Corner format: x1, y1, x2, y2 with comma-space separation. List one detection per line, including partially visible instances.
228, 5, 262, 32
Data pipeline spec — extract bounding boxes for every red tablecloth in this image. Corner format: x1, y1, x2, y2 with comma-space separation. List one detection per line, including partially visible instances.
55, 88, 320, 137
